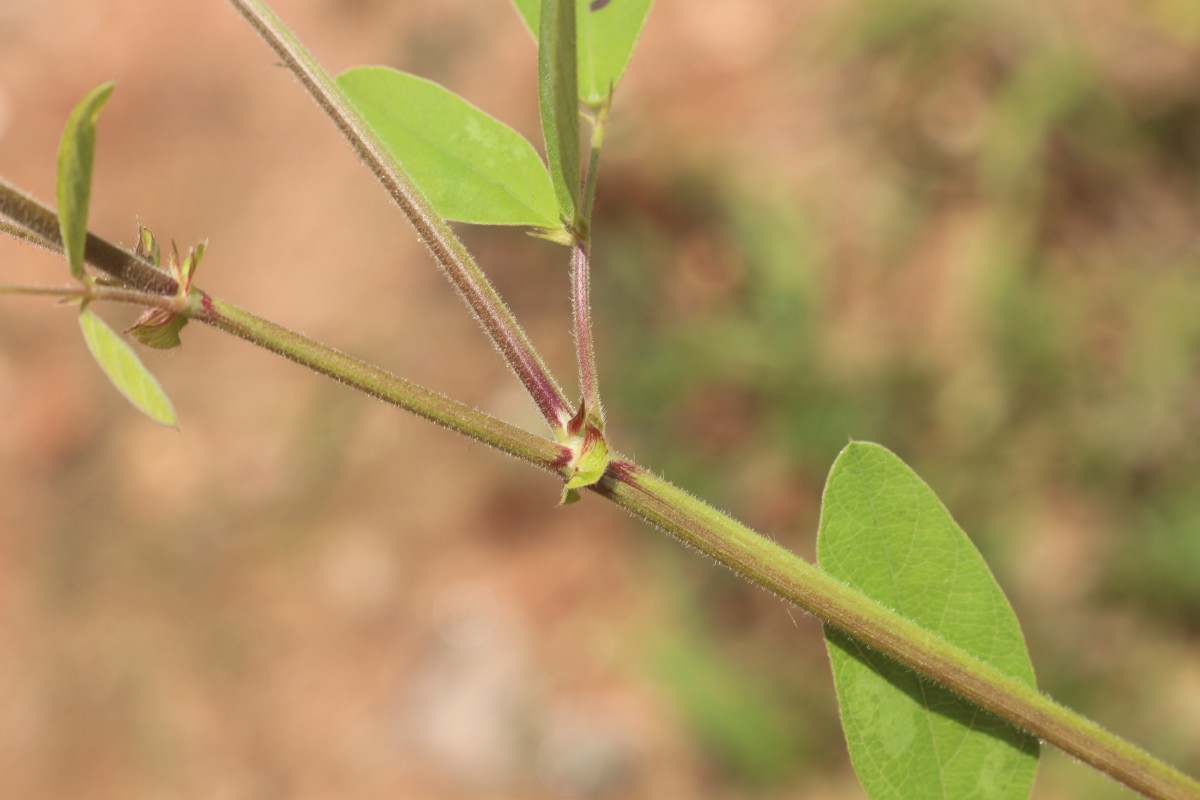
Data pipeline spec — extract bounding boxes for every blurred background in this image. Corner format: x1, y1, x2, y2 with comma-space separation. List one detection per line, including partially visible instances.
2, 0, 1199, 797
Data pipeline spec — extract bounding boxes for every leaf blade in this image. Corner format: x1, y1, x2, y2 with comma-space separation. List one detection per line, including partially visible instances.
79, 308, 178, 427
538, 0, 581, 224
817, 442, 1038, 800
577, 0, 653, 106
511, 0, 654, 106
57, 81, 116, 280
337, 67, 559, 228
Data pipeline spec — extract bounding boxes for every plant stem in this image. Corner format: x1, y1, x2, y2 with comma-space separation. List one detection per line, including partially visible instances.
226, 0, 573, 432
570, 238, 603, 426
0, 179, 177, 294
595, 462, 1200, 800
579, 97, 609, 228
0, 188, 569, 472
195, 294, 570, 470
0, 282, 185, 312
569, 100, 611, 428
3, 213, 1196, 799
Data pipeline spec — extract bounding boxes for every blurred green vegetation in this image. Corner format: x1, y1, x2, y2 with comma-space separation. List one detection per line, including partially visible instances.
601, 0, 1200, 791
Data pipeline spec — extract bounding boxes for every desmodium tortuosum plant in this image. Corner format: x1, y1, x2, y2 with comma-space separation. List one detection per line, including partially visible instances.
0, 2, 1197, 798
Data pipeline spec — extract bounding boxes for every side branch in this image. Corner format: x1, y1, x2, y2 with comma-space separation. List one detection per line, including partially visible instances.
571, 239, 602, 423
2, 202, 1195, 800
0, 178, 176, 294
226, 0, 573, 431
0, 186, 570, 474
196, 294, 571, 470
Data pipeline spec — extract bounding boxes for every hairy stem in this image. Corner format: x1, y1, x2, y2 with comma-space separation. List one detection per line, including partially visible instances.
0, 179, 176, 294
569, 101, 611, 427
2, 211, 1196, 800
195, 294, 570, 470
595, 463, 1200, 800
0, 282, 185, 312
226, 0, 572, 431
570, 239, 602, 425
0, 187, 568, 471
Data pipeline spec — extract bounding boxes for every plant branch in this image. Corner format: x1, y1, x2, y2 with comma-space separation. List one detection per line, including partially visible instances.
194, 294, 570, 470
2, 208, 1195, 799
568, 100, 611, 428
7, 15, 1197, 788
0, 178, 177, 294
570, 239, 602, 425
0, 282, 185, 312
226, 0, 573, 432
0, 196, 570, 473
593, 463, 1200, 800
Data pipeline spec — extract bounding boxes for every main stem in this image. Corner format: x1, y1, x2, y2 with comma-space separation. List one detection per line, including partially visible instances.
596, 463, 1200, 800
2, 198, 1195, 799
7, 1, 1197, 791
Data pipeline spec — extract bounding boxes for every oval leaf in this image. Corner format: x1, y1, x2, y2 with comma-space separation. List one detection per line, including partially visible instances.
538, 0, 581, 224
79, 308, 178, 427
817, 442, 1038, 800
337, 67, 559, 228
57, 81, 116, 280
512, 0, 654, 107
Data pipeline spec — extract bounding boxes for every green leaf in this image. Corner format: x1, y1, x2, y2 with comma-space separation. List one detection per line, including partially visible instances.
511, 0, 654, 107
57, 81, 116, 280
538, 0, 581, 225
79, 307, 178, 427
337, 67, 559, 228
817, 442, 1038, 800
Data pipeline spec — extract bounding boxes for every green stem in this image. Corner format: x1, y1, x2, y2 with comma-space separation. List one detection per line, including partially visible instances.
226, 0, 573, 432
195, 294, 570, 470
569, 100, 611, 428
579, 97, 609, 228
0, 182, 569, 472
595, 462, 1200, 800
570, 239, 603, 426
2, 211, 1196, 799
0, 282, 185, 312
0, 179, 177, 295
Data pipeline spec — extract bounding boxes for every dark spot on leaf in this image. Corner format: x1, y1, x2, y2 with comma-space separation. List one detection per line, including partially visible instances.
590, 0, 611, 10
